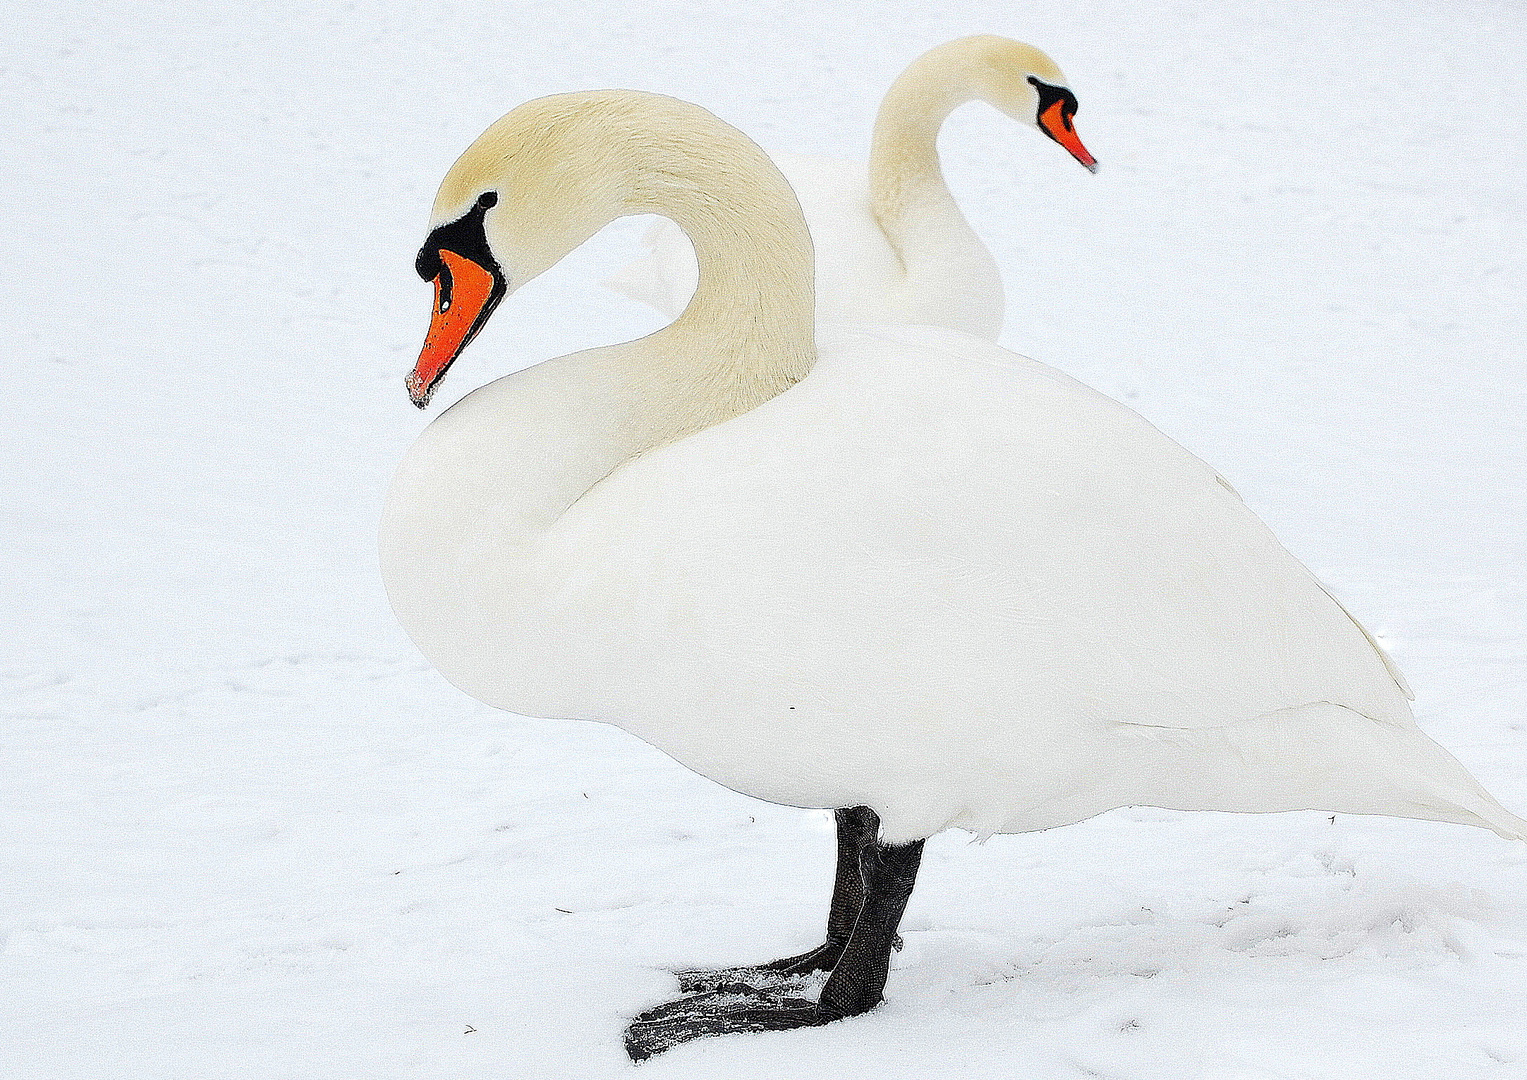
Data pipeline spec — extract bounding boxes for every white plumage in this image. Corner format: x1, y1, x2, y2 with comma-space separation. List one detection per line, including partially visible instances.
382, 89, 1526, 851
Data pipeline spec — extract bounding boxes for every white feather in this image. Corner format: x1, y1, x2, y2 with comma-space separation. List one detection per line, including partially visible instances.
384, 90, 1526, 850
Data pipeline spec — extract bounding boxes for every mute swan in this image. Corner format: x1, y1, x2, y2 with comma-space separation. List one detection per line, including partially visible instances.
603, 35, 1096, 338
380, 90, 1526, 1061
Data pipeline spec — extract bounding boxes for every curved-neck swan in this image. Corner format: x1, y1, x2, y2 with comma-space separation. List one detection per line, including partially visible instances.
603, 35, 1096, 338
380, 89, 1525, 1061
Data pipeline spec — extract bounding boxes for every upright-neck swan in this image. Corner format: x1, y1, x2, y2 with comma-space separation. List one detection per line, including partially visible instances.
380, 90, 1525, 1061
603, 36, 1096, 339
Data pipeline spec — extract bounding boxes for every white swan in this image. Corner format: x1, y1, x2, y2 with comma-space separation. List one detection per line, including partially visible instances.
380, 90, 1525, 1059
603, 36, 1096, 339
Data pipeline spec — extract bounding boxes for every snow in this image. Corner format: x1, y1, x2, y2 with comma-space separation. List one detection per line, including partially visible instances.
4, 1, 1527, 1076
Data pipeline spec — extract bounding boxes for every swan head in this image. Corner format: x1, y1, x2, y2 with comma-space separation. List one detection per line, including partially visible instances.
407, 93, 672, 407
938, 35, 1097, 172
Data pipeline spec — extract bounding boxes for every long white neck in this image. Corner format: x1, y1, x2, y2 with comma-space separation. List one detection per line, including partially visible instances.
867, 43, 988, 258
625, 127, 817, 448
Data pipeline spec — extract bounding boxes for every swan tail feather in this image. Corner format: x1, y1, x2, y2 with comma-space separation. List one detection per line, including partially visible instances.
1122, 702, 1527, 841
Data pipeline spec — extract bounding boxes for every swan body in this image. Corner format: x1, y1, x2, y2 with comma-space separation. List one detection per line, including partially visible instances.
603, 36, 1096, 338
387, 319, 1525, 845
385, 88, 1525, 1057
382, 90, 1525, 850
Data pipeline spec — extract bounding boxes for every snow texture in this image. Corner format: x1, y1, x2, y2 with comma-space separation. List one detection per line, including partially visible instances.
4, 1, 1527, 1076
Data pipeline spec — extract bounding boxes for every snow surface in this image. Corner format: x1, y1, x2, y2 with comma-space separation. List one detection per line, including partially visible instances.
5, 1, 1527, 1076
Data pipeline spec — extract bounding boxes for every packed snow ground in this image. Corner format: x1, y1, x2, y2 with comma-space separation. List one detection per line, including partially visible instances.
5, 1, 1527, 1076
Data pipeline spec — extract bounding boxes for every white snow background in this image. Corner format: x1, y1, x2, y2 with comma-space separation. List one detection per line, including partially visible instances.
4, 1, 1527, 1076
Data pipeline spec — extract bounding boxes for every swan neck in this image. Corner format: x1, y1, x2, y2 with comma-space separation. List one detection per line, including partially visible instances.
868, 57, 972, 228
628, 146, 817, 444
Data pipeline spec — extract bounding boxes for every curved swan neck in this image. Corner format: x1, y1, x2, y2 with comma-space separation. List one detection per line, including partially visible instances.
638, 134, 818, 437
546, 93, 819, 443
868, 43, 983, 229
447, 92, 819, 450
408, 92, 824, 538
867, 37, 1063, 239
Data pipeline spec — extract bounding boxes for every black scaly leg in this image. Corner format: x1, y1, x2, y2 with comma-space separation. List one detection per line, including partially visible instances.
675, 805, 879, 993
816, 829, 922, 1021
624, 810, 924, 1062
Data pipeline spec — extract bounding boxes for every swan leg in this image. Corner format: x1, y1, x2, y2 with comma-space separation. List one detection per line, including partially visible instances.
814, 832, 923, 1021
674, 805, 879, 993
624, 821, 923, 1061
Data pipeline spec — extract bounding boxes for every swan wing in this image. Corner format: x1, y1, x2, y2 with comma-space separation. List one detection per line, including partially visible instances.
567, 326, 1416, 737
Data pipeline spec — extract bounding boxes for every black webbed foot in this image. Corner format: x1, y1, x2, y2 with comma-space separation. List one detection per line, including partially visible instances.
624, 989, 825, 1062
672, 932, 902, 995
625, 808, 924, 1061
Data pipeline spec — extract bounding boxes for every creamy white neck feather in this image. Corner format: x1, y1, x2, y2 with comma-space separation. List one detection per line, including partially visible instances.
437, 91, 818, 452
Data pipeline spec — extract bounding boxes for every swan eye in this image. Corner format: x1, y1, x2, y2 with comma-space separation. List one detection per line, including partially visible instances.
478, 191, 498, 209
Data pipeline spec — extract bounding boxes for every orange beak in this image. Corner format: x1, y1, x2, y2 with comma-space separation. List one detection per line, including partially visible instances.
408, 249, 503, 408
1038, 98, 1098, 173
